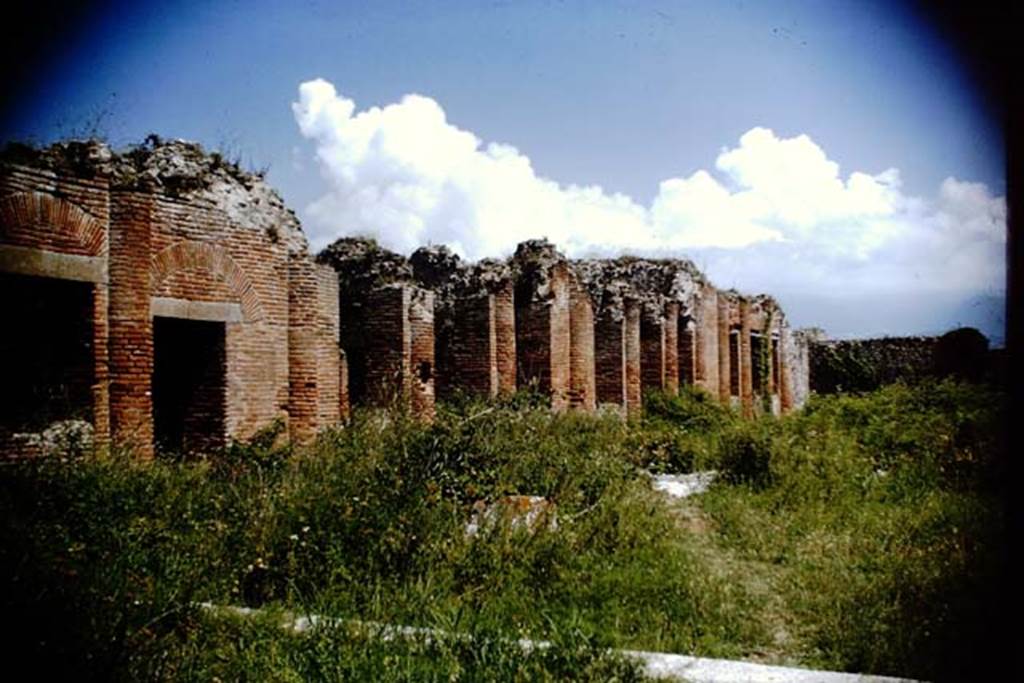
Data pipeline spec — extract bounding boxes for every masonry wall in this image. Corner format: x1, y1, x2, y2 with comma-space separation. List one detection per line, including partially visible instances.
1, 155, 340, 458
494, 280, 517, 395
640, 303, 666, 392
358, 285, 435, 419
595, 308, 627, 409
409, 288, 436, 420
678, 316, 695, 387
696, 287, 720, 398
0, 166, 111, 457
663, 302, 680, 395
624, 300, 642, 418
515, 263, 571, 411
569, 285, 596, 411
444, 293, 497, 398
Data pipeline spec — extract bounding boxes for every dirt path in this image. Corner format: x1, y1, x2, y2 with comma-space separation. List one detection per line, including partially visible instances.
660, 492, 814, 667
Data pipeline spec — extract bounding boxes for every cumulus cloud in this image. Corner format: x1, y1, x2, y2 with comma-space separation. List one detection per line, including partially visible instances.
293, 78, 1006, 308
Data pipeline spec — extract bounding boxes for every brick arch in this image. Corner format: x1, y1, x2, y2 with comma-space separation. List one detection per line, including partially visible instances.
150, 241, 264, 322
0, 192, 105, 256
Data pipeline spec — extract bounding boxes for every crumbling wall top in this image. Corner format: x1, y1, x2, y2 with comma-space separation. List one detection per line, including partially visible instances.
572, 255, 704, 318
2, 136, 308, 255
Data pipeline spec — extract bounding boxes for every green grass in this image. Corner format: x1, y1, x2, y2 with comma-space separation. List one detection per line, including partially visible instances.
0, 381, 1007, 681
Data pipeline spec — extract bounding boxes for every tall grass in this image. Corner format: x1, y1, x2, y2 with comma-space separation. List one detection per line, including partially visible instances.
0, 380, 1006, 680
699, 380, 1007, 681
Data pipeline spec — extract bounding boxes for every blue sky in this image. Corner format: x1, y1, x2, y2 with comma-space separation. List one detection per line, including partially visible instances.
1, 0, 1007, 343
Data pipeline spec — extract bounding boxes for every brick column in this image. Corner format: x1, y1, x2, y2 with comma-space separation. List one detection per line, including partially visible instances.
409, 288, 435, 421
339, 348, 350, 419
664, 302, 679, 395
569, 284, 596, 412
494, 280, 517, 396
780, 328, 794, 414
108, 190, 154, 458
515, 263, 571, 411
364, 286, 408, 407
595, 308, 626, 409
624, 299, 642, 418
678, 316, 696, 388
316, 265, 341, 428
697, 287, 720, 398
717, 296, 731, 405
91, 281, 111, 450
640, 303, 665, 392
288, 257, 321, 444
449, 292, 498, 398
740, 299, 754, 418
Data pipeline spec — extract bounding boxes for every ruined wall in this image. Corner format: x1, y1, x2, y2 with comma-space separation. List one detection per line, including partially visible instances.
513, 243, 572, 411
807, 328, 990, 394
569, 284, 596, 411
2, 138, 815, 457
1, 139, 338, 458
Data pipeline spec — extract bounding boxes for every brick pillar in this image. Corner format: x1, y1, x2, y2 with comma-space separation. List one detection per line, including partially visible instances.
664, 302, 679, 395
316, 265, 341, 428
494, 280, 516, 396
108, 191, 154, 458
288, 257, 322, 444
697, 288, 720, 398
595, 308, 626, 409
640, 303, 666, 392
780, 328, 794, 414
339, 348, 350, 420
449, 292, 498, 398
91, 281, 111, 450
717, 296, 731, 404
569, 284, 596, 412
740, 299, 754, 418
515, 263, 571, 411
624, 299, 642, 418
678, 317, 696, 387
770, 333, 781, 416
364, 286, 408, 407
409, 288, 435, 421
362, 284, 434, 420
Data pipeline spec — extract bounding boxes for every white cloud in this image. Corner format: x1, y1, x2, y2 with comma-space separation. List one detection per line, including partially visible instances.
293, 78, 1006, 305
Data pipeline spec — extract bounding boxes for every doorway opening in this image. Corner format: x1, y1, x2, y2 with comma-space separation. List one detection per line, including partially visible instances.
152, 316, 226, 454
1, 273, 94, 453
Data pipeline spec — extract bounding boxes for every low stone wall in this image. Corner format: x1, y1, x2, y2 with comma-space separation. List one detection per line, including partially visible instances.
809, 327, 991, 393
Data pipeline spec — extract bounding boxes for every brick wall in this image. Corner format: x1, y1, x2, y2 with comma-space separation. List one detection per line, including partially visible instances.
663, 302, 680, 395
494, 280, 517, 396
624, 299, 642, 418
409, 288, 435, 420
595, 308, 626, 409
739, 299, 754, 418
717, 296, 731, 403
697, 287, 720, 397
569, 283, 596, 412
360, 284, 435, 419
678, 316, 695, 387
2, 153, 341, 457
445, 292, 497, 398
287, 258, 341, 444
108, 190, 155, 458
515, 262, 571, 411
364, 286, 409, 407
640, 303, 666, 392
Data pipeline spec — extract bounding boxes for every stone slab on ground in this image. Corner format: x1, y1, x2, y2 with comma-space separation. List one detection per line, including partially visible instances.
200, 603, 924, 683
651, 470, 717, 499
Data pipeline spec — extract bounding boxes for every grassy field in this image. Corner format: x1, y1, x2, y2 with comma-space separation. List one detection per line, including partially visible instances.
0, 381, 1008, 681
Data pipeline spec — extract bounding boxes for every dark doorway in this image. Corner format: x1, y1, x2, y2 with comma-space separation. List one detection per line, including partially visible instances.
152, 316, 226, 454
729, 329, 740, 397
1, 273, 95, 448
